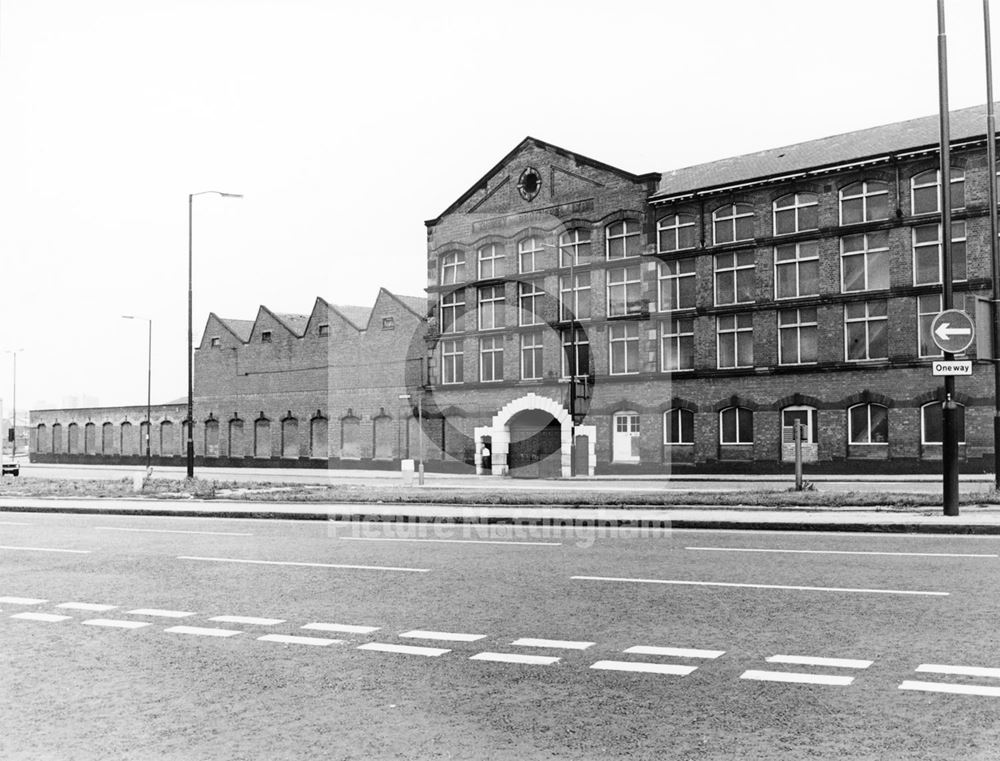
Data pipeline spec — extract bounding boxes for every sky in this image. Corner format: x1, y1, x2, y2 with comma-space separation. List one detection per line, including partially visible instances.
1, 0, 999, 414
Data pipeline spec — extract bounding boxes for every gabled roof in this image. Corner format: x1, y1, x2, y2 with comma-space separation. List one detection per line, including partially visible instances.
329, 305, 372, 330
386, 290, 428, 318
653, 102, 998, 201
426, 136, 659, 226
216, 317, 254, 343
274, 313, 310, 336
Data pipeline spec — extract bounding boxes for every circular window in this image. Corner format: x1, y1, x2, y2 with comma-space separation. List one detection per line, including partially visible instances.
517, 167, 541, 201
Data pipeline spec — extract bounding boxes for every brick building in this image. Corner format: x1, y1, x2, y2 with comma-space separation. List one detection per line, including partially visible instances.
423, 105, 1000, 476
30, 289, 431, 469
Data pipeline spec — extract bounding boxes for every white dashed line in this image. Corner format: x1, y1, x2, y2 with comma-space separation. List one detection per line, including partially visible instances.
399, 630, 486, 642
590, 660, 697, 676
57, 602, 117, 612
625, 646, 725, 659
82, 619, 150, 629
767, 655, 873, 669
178, 556, 429, 573
165, 626, 242, 638
127, 609, 196, 618
470, 652, 560, 665
511, 638, 594, 650
340, 537, 561, 546
899, 680, 1000, 697
0, 546, 90, 554
740, 670, 855, 686
302, 623, 380, 634
258, 634, 343, 647
916, 664, 1000, 679
0, 597, 47, 605
96, 527, 253, 536
357, 642, 450, 657
209, 616, 285, 626
572, 575, 949, 597
10, 612, 72, 623
686, 546, 999, 558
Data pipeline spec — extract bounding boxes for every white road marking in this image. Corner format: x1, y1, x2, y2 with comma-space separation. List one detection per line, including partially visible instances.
572, 575, 949, 597
471, 652, 560, 665
339, 536, 561, 547
625, 646, 725, 659
0, 596, 47, 605
916, 664, 1000, 679
57, 602, 117, 612
178, 556, 429, 573
258, 634, 344, 646
740, 670, 855, 686
82, 619, 150, 629
591, 660, 697, 676
96, 527, 253, 536
511, 638, 594, 650
127, 608, 196, 618
767, 655, 873, 669
11, 612, 72, 623
209, 616, 285, 626
0, 545, 90, 554
357, 642, 450, 657
165, 626, 242, 638
686, 546, 998, 559
303, 622, 380, 634
399, 630, 486, 642
900, 680, 1000, 697
0, 521, 31, 526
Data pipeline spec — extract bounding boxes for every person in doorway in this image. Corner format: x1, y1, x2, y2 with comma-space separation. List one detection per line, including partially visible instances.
481, 443, 492, 474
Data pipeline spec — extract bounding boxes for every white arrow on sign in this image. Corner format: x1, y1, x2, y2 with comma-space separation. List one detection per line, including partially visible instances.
934, 322, 972, 342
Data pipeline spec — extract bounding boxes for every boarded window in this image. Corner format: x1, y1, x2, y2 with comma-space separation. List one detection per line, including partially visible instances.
374, 415, 393, 459
36, 424, 49, 454
254, 419, 271, 458
120, 422, 135, 456
310, 417, 328, 459
229, 420, 244, 458
51, 423, 62, 454
205, 419, 220, 457
160, 421, 175, 456
281, 418, 298, 458
67, 424, 79, 454
84, 423, 96, 455
342, 417, 361, 459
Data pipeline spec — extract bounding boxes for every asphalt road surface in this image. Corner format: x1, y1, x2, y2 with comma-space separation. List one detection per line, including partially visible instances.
2, 511, 1000, 760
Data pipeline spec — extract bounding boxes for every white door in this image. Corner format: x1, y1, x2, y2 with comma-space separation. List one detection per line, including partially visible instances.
613, 412, 640, 463
781, 406, 817, 462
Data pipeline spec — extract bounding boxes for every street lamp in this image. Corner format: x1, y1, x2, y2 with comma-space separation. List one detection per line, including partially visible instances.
122, 315, 152, 468
5, 349, 22, 460
188, 190, 243, 479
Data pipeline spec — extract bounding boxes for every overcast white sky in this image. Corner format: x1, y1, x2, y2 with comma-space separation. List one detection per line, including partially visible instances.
0, 0, 997, 413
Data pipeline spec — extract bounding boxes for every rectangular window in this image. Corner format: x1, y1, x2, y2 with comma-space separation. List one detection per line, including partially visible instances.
478, 285, 505, 330
478, 244, 503, 280
912, 169, 965, 215
850, 404, 889, 444
607, 265, 643, 316
657, 214, 697, 253
773, 193, 818, 235
559, 229, 592, 267
261, 331, 272, 343
840, 181, 889, 224
845, 300, 888, 361
559, 272, 591, 321
440, 291, 465, 334
520, 330, 543, 380
442, 339, 463, 384
606, 221, 641, 260
664, 408, 694, 445
775, 242, 819, 299
657, 259, 697, 311
210, 337, 221, 348
480, 335, 503, 382
918, 294, 970, 358
912, 222, 967, 286
317, 323, 331, 336
715, 251, 755, 305
778, 307, 818, 365
518, 238, 544, 274
717, 313, 753, 368
660, 318, 695, 372
713, 204, 754, 244
440, 253, 466, 285
518, 281, 544, 326
562, 328, 590, 378
841, 231, 890, 292
609, 322, 639, 375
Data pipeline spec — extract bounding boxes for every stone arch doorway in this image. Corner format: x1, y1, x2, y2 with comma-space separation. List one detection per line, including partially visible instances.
473, 392, 596, 478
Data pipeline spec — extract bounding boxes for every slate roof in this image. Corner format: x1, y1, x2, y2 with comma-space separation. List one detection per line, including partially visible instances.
392, 293, 429, 318
275, 313, 310, 336
217, 318, 254, 342
331, 305, 373, 330
653, 102, 998, 200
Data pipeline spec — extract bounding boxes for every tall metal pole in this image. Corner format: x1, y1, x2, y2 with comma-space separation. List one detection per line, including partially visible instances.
187, 193, 195, 479
417, 392, 425, 486
938, 0, 960, 515
146, 318, 152, 469
985, 0, 1000, 490
10, 352, 16, 460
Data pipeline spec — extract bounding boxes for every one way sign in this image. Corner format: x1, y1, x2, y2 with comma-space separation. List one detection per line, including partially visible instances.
931, 309, 975, 354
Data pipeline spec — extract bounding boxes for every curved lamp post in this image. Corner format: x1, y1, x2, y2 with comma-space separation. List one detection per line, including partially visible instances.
188, 191, 243, 478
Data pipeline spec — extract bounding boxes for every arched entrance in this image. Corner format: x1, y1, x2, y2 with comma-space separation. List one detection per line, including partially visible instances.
473, 392, 597, 478
508, 409, 561, 478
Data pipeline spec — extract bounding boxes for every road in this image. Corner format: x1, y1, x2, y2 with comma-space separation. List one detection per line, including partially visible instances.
15, 460, 997, 494
2, 511, 1000, 760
